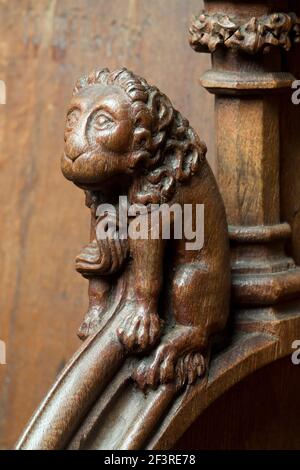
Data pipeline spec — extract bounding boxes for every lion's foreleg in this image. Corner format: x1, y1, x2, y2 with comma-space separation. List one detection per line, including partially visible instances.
133, 262, 215, 389
117, 213, 165, 353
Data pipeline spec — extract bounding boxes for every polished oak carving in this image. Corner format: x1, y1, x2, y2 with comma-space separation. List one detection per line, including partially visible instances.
61, 68, 230, 389
16, 1, 300, 451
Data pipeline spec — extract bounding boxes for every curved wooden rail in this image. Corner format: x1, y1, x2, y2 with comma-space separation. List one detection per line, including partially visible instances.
16, 302, 300, 450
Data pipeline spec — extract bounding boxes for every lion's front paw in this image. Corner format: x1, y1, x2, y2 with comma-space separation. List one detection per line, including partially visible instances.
133, 344, 206, 390
77, 306, 103, 340
117, 308, 162, 353
75, 240, 102, 276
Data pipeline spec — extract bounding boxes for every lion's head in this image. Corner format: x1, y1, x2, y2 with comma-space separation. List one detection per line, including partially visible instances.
61, 68, 207, 204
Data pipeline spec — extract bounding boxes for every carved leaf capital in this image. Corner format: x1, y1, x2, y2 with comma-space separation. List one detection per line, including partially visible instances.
189, 12, 300, 55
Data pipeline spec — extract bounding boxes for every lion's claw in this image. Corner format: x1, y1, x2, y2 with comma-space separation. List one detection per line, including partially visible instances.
77, 305, 105, 340
133, 345, 206, 390
117, 309, 162, 353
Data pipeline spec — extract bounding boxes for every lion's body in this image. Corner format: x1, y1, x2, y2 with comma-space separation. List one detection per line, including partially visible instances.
62, 68, 230, 389
165, 161, 230, 337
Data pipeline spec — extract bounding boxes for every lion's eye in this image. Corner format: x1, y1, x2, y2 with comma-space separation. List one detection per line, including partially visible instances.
93, 112, 115, 131
66, 109, 80, 129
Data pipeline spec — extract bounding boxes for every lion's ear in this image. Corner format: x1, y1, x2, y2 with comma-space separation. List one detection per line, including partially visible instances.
148, 91, 173, 132
156, 94, 173, 131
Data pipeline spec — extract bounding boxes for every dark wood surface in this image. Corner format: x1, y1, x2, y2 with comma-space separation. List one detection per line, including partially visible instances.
176, 356, 300, 450
0, 0, 212, 450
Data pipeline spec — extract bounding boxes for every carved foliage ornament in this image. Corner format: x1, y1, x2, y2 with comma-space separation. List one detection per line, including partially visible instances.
189, 11, 300, 55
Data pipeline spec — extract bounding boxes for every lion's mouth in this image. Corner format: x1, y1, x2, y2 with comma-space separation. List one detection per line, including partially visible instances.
63, 151, 87, 163
61, 150, 110, 188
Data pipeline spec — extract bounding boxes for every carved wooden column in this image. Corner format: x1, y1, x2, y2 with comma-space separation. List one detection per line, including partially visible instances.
190, 1, 300, 318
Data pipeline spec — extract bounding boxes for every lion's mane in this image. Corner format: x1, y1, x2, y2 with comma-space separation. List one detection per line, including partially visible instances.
73, 68, 207, 205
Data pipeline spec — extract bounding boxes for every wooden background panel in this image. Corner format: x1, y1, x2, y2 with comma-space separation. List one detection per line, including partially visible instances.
0, 0, 213, 449
176, 357, 300, 450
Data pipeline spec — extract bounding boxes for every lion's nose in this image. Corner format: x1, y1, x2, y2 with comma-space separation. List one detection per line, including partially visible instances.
65, 132, 87, 161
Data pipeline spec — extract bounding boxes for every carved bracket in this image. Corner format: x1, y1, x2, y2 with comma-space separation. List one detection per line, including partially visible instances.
189, 11, 300, 55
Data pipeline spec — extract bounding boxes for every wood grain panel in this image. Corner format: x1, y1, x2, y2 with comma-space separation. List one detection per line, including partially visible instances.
0, 0, 213, 449
176, 357, 300, 450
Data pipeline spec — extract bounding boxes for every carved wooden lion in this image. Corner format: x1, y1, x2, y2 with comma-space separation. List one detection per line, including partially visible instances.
61, 68, 230, 389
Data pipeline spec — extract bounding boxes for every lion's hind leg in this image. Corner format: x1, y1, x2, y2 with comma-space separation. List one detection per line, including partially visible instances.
133, 261, 220, 390
132, 325, 209, 390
